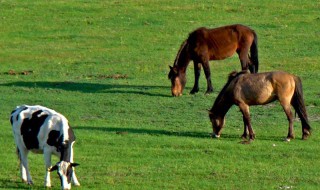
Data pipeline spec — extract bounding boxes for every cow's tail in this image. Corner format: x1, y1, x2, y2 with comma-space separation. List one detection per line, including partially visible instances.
291, 76, 311, 139
250, 31, 259, 73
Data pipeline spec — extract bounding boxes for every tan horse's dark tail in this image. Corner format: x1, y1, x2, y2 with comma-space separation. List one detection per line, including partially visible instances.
291, 76, 311, 139
249, 31, 259, 73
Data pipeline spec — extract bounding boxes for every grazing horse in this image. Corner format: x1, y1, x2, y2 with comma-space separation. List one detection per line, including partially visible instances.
208, 71, 311, 142
168, 24, 259, 96
10, 105, 80, 190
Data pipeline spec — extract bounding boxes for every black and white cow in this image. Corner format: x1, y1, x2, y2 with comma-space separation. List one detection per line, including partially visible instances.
10, 105, 80, 190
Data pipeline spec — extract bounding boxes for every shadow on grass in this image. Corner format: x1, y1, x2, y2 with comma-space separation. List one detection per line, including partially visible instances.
75, 126, 241, 140
0, 180, 29, 189
75, 126, 291, 142
1, 81, 171, 97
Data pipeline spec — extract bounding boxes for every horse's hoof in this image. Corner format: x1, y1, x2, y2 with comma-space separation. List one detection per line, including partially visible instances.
284, 138, 291, 142
302, 132, 310, 140
205, 90, 213, 95
240, 140, 251, 144
241, 135, 248, 141
211, 133, 220, 138
190, 89, 199, 94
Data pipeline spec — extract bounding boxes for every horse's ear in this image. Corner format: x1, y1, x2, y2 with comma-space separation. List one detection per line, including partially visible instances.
172, 67, 178, 74
169, 65, 173, 70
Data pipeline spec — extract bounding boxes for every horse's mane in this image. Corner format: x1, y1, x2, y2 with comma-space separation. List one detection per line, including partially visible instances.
173, 40, 188, 66
227, 70, 247, 83
211, 70, 248, 112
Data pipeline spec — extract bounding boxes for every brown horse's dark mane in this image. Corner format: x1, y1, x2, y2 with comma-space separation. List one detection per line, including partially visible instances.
210, 70, 248, 114
173, 40, 188, 67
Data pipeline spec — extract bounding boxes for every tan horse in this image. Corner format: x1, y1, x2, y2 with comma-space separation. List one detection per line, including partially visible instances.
208, 71, 311, 141
168, 24, 259, 96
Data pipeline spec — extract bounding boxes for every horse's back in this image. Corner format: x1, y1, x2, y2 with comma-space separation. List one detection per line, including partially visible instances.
188, 24, 256, 60
234, 71, 295, 105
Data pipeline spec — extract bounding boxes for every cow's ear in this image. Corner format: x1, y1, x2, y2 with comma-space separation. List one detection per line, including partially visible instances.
71, 163, 80, 167
49, 165, 58, 172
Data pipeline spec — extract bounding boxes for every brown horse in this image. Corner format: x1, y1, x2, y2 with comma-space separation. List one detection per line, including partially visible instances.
168, 24, 259, 96
208, 71, 311, 142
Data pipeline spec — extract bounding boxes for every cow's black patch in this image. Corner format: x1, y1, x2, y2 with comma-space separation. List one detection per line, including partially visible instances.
67, 164, 73, 184
10, 116, 13, 125
47, 130, 61, 149
20, 110, 48, 150
10, 106, 28, 125
60, 139, 71, 161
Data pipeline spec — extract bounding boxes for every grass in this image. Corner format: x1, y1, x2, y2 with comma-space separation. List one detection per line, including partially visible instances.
0, 0, 319, 189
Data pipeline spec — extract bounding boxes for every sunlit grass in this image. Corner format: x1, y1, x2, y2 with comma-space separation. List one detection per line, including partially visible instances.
0, 0, 319, 189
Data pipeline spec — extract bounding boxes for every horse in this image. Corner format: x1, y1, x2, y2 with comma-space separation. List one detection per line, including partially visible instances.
208, 71, 311, 142
168, 24, 259, 96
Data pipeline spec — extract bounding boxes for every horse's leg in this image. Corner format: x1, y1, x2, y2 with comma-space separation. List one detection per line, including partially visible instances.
190, 62, 201, 94
237, 46, 251, 72
280, 101, 295, 141
241, 115, 249, 140
202, 61, 213, 94
239, 103, 255, 141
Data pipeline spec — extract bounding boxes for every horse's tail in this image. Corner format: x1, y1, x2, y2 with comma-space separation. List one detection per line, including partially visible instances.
250, 31, 259, 73
173, 39, 189, 66
291, 76, 311, 139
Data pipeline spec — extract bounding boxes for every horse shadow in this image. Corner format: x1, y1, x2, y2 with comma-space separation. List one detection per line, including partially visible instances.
76, 126, 211, 139
1, 81, 171, 97
75, 126, 243, 140
76, 126, 296, 143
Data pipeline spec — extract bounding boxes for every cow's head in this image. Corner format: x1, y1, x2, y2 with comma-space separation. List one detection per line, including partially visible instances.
49, 161, 79, 190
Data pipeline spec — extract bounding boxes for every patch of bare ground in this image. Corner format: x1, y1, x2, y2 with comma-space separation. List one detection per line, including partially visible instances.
86, 74, 128, 80
3, 70, 33, 75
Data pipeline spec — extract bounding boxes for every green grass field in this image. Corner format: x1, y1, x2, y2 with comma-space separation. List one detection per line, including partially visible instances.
0, 1, 319, 189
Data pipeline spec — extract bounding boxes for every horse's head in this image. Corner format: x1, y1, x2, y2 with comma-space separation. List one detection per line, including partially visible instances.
208, 110, 225, 138
168, 66, 186, 97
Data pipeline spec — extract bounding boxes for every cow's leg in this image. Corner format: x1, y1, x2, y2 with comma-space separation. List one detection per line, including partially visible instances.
44, 150, 52, 188
202, 61, 213, 94
70, 143, 80, 186
190, 62, 201, 94
18, 147, 33, 185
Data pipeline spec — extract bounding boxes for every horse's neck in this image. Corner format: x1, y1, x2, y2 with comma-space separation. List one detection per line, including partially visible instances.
174, 41, 190, 71
212, 97, 233, 118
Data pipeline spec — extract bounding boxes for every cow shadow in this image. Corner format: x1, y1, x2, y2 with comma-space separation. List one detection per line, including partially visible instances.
0, 180, 30, 189
1, 81, 171, 97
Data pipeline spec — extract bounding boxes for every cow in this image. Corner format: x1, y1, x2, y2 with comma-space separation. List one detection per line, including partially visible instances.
10, 105, 80, 190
